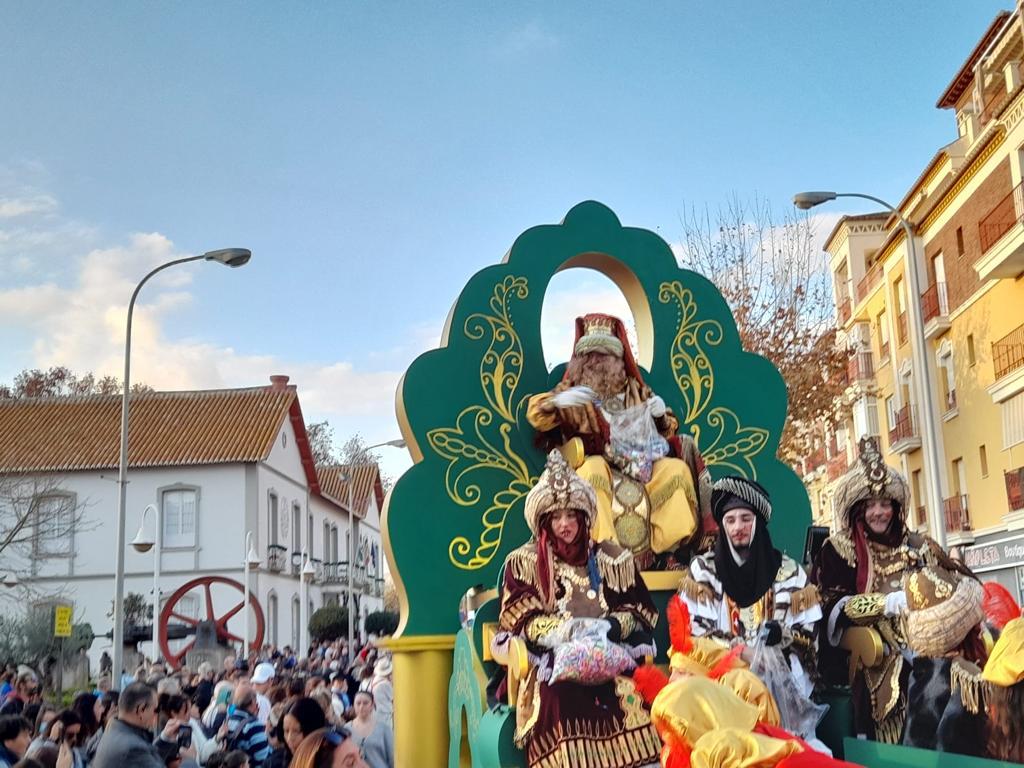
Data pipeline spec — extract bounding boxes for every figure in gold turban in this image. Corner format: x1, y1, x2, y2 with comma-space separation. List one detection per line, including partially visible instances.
527, 313, 711, 568
496, 449, 662, 768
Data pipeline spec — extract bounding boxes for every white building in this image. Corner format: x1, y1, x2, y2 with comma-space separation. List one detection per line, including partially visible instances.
0, 375, 386, 673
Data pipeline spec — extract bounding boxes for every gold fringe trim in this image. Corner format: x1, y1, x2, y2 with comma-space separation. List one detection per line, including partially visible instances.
874, 708, 905, 745
649, 473, 690, 511
529, 716, 662, 768
505, 545, 540, 587
951, 660, 985, 715
588, 472, 612, 495
789, 584, 820, 615
679, 574, 715, 605
829, 531, 857, 567
597, 545, 638, 593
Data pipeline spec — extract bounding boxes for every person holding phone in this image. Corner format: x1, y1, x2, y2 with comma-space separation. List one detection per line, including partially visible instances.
91, 682, 198, 768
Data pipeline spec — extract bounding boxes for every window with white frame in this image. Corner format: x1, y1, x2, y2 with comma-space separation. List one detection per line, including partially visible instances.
178, 593, 200, 620
292, 503, 302, 553
267, 593, 278, 647
268, 492, 279, 546
331, 526, 339, 563
33, 494, 75, 557
937, 341, 956, 412
307, 514, 314, 558
292, 596, 300, 648
162, 488, 198, 549
323, 521, 331, 562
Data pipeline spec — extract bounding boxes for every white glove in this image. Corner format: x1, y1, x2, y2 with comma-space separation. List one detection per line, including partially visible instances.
551, 386, 598, 409
648, 395, 666, 418
884, 590, 908, 616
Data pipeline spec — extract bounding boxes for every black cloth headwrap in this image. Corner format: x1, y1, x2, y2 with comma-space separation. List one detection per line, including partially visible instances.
713, 515, 783, 608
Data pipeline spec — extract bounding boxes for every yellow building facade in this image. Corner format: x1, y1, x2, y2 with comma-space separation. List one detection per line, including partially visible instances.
810, 8, 1024, 598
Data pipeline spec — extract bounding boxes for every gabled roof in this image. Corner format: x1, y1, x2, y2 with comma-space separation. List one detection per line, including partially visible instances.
823, 213, 888, 254
0, 384, 318, 493
316, 463, 384, 518
936, 11, 1012, 109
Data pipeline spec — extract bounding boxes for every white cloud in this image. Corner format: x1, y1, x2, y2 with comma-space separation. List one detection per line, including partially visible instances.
0, 194, 58, 219
496, 21, 560, 57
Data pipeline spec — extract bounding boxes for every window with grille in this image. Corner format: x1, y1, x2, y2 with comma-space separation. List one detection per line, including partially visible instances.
33, 494, 75, 557
162, 488, 198, 548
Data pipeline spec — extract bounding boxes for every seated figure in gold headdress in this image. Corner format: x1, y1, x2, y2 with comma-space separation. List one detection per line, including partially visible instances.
527, 313, 710, 568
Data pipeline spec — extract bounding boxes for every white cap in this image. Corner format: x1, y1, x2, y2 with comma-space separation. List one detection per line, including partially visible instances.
252, 662, 276, 684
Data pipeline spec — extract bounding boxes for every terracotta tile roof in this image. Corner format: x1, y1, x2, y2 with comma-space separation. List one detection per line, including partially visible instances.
936, 11, 1012, 109
317, 463, 384, 518
0, 386, 297, 473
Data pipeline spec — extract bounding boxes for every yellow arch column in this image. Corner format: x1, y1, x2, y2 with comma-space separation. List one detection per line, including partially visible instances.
379, 633, 456, 768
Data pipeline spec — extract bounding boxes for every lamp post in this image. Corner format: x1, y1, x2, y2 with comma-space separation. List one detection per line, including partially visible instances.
111, 248, 251, 688
243, 531, 261, 662
793, 192, 946, 548
300, 550, 315, 656
343, 439, 406, 658
129, 504, 160, 664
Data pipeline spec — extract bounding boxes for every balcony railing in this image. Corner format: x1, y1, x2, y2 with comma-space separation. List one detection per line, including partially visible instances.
888, 404, 917, 446
897, 312, 908, 345
920, 282, 949, 323
879, 340, 890, 361
826, 451, 849, 481
838, 297, 852, 325
993, 322, 1024, 380
847, 350, 874, 383
856, 263, 884, 303
267, 544, 287, 573
980, 181, 1024, 254
1005, 467, 1024, 512
801, 446, 826, 476
981, 83, 1013, 125
943, 494, 972, 533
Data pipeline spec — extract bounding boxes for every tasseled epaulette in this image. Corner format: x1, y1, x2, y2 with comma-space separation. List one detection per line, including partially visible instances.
679, 574, 715, 605
789, 584, 820, 615
504, 545, 540, 588
596, 542, 637, 593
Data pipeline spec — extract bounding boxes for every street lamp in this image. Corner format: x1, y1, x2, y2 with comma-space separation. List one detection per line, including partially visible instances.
300, 551, 315, 655
793, 191, 946, 548
343, 439, 406, 657
130, 504, 159, 664
243, 531, 261, 661
111, 247, 251, 688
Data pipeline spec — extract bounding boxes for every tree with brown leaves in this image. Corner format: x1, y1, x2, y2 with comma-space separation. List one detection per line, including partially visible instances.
677, 195, 848, 462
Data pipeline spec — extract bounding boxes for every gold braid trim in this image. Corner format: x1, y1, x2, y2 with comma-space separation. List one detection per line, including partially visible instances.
649, 473, 691, 511
789, 584, 820, 615
610, 611, 636, 639
500, 592, 548, 632
844, 593, 886, 624
504, 546, 540, 587
597, 546, 638, 593
525, 615, 564, 644
951, 660, 985, 715
679, 574, 715, 605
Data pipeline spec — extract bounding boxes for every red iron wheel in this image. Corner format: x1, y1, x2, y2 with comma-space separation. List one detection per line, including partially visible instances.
158, 575, 265, 669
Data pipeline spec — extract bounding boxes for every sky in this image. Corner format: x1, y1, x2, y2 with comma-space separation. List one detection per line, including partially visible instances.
0, 1, 1010, 480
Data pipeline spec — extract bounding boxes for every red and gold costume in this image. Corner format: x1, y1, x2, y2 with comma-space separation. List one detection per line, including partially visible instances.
497, 449, 662, 768
527, 313, 710, 565
811, 437, 979, 744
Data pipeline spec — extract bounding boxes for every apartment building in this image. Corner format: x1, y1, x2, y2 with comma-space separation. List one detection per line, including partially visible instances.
0, 376, 386, 669
805, 7, 1024, 600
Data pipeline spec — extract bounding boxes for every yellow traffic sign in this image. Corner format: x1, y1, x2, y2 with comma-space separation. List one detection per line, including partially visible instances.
53, 605, 73, 638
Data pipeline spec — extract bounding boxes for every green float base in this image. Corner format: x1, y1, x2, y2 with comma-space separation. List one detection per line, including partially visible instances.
843, 737, 1018, 767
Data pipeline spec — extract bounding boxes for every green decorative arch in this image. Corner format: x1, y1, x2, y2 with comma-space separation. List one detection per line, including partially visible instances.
384, 201, 808, 637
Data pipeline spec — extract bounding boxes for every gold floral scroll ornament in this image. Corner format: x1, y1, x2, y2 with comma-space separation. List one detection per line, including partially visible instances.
659, 280, 768, 479
427, 276, 537, 570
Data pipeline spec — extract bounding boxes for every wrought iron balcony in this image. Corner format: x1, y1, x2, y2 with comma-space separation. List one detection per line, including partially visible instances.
267, 544, 287, 573
856, 262, 884, 304
993, 322, 1024, 381
943, 494, 972, 533
847, 350, 874, 384
921, 282, 951, 339
838, 298, 852, 326
1005, 467, 1024, 512
888, 404, 920, 454
977, 181, 1024, 280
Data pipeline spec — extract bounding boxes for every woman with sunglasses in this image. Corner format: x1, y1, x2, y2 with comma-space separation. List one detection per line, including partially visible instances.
290, 728, 367, 768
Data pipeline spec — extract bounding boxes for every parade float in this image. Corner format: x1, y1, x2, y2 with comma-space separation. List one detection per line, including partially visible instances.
380, 202, 1016, 768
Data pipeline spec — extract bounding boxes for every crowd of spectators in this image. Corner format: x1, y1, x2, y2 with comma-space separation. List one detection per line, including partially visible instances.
0, 637, 393, 768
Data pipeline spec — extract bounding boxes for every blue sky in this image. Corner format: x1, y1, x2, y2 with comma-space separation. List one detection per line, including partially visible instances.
0, 1, 1009, 477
